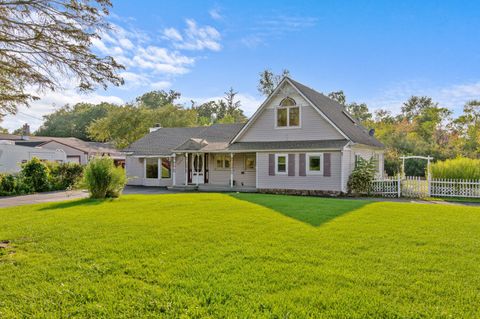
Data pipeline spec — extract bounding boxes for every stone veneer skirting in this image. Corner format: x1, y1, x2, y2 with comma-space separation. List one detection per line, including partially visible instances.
257, 188, 343, 197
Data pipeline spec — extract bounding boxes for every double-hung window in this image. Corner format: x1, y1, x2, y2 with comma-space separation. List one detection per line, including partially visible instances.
215, 154, 231, 169
244, 154, 256, 171
307, 153, 323, 175
276, 97, 300, 128
275, 154, 288, 174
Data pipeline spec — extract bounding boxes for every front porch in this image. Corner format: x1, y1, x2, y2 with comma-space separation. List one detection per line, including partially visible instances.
180, 152, 257, 188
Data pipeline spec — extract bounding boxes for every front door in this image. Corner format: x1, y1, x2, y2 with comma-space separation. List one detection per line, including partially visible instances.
191, 153, 204, 184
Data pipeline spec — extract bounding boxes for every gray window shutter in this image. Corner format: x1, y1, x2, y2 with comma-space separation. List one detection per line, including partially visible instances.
268, 154, 275, 176
324, 153, 331, 177
288, 154, 295, 176
299, 153, 306, 176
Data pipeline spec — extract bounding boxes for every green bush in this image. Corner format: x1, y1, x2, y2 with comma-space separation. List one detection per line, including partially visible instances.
47, 162, 84, 190
0, 174, 17, 195
21, 158, 50, 192
347, 157, 377, 196
0, 174, 33, 196
83, 157, 126, 199
430, 157, 480, 179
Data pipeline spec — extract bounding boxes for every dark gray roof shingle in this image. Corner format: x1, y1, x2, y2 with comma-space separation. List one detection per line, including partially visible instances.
124, 124, 245, 155
288, 78, 384, 148
227, 139, 349, 151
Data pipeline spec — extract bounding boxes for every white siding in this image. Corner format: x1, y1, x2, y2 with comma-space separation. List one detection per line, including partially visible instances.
40, 141, 88, 164
207, 153, 256, 187
256, 152, 342, 191
0, 144, 66, 173
238, 84, 344, 142
125, 156, 173, 187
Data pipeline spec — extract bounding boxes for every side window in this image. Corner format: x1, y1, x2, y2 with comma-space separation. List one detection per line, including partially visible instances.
245, 154, 256, 171
307, 153, 323, 174
146, 158, 158, 179
275, 154, 288, 174
354, 154, 362, 168
161, 158, 171, 178
215, 155, 231, 169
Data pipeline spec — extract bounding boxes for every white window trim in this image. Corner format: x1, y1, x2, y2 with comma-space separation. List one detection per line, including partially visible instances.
215, 154, 231, 170
161, 158, 172, 179
244, 154, 256, 171
275, 154, 288, 175
274, 105, 301, 129
306, 152, 324, 175
144, 157, 172, 179
144, 157, 160, 179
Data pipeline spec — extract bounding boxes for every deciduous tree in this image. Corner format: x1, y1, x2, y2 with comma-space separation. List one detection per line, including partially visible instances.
0, 0, 124, 114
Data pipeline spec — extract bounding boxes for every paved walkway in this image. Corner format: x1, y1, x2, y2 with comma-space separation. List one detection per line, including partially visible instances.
0, 190, 89, 208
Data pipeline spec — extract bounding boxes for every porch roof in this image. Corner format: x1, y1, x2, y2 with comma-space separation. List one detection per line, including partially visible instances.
226, 139, 349, 152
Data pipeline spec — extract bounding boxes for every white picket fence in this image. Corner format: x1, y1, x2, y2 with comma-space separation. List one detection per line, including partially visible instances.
371, 176, 480, 199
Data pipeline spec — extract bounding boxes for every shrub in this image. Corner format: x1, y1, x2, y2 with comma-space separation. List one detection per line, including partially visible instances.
0, 174, 33, 196
347, 157, 377, 196
83, 157, 126, 199
47, 162, 84, 190
430, 157, 480, 180
21, 158, 50, 192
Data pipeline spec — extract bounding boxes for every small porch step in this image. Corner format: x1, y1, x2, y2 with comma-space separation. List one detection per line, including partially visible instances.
198, 185, 257, 193
168, 185, 198, 191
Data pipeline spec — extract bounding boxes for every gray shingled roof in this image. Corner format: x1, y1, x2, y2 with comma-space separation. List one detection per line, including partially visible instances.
227, 139, 349, 151
123, 78, 383, 155
288, 78, 384, 148
124, 124, 244, 155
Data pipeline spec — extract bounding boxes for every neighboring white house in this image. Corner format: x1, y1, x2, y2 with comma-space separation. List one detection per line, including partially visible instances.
0, 141, 67, 173
123, 77, 385, 195
0, 133, 125, 167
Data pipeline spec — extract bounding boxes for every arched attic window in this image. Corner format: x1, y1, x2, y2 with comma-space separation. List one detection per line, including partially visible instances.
277, 97, 300, 127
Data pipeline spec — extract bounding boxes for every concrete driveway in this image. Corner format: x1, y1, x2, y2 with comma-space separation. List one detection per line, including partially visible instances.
0, 186, 178, 208
0, 190, 89, 208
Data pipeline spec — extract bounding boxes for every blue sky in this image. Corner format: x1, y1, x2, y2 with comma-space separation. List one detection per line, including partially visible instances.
5, 0, 480, 131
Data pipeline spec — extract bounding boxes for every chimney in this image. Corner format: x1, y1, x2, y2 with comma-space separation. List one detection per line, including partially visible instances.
149, 123, 161, 133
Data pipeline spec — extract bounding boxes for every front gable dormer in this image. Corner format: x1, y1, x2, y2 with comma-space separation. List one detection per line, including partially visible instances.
234, 79, 346, 143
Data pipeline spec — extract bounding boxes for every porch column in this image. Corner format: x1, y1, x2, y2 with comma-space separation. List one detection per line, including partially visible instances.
185, 153, 188, 186
172, 154, 176, 186
230, 152, 234, 188
196, 153, 199, 186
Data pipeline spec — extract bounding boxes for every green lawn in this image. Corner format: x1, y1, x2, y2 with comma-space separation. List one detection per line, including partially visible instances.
1, 193, 480, 318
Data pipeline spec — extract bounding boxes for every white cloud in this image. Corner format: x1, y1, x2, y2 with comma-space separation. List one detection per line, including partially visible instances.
163, 27, 183, 42
209, 8, 223, 21
167, 19, 222, 51
241, 14, 317, 48
2, 15, 225, 132
365, 80, 480, 116
150, 81, 172, 90
3, 89, 123, 132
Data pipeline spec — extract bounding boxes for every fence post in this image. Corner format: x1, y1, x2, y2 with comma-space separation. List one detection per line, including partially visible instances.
427, 174, 431, 197
397, 174, 401, 198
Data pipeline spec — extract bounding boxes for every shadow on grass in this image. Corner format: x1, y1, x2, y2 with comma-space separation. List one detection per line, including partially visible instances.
37, 198, 110, 211
230, 193, 372, 227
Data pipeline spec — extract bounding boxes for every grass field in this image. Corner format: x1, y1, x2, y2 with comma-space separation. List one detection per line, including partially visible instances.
1, 193, 480, 318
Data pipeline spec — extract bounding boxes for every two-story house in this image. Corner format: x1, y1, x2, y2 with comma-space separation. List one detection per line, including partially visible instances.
123, 77, 384, 195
